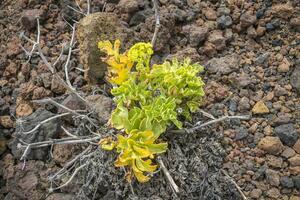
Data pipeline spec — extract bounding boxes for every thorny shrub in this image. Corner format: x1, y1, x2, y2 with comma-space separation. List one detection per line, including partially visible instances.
98, 40, 205, 182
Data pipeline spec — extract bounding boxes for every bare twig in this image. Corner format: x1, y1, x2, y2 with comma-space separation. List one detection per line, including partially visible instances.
61, 126, 79, 138
50, 146, 92, 181
75, 0, 83, 11
86, 0, 90, 15
199, 109, 215, 120
221, 170, 248, 200
151, 0, 160, 46
157, 156, 179, 195
51, 163, 87, 191
22, 112, 70, 135
169, 115, 251, 134
67, 5, 87, 16
64, 24, 76, 91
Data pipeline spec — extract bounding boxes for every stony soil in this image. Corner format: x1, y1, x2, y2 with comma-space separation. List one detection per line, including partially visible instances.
0, 0, 300, 200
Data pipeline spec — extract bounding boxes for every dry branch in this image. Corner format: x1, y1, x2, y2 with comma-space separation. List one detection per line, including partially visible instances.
151, 0, 160, 46
157, 156, 179, 195
169, 115, 251, 134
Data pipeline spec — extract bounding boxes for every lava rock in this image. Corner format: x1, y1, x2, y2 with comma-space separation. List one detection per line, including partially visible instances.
46, 193, 74, 200
240, 11, 257, 28
280, 176, 294, 188
289, 154, 300, 166
293, 139, 300, 154
205, 54, 240, 74
21, 9, 46, 30
256, 8, 266, 19
290, 68, 300, 93
271, 3, 294, 19
265, 169, 280, 186
129, 9, 153, 26
235, 127, 248, 140
292, 175, 300, 189
117, 0, 140, 13
77, 12, 134, 84
258, 136, 284, 155
255, 52, 270, 65
86, 94, 113, 124
207, 30, 226, 51
217, 7, 230, 16
204, 8, 217, 20
274, 123, 299, 147
182, 25, 208, 47
9, 109, 60, 160
217, 15, 232, 29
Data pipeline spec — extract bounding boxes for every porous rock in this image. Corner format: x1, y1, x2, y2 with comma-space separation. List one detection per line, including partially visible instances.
86, 94, 113, 124
77, 12, 134, 84
9, 109, 60, 160
274, 123, 299, 147
205, 54, 240, 74
258, 136, 284, 155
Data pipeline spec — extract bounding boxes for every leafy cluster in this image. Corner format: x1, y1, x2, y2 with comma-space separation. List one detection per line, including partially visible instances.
98, 40, 205, 182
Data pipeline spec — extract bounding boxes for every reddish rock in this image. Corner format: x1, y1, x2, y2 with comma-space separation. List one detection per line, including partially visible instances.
53, 144, 81, 164
256, 26, 266, 37
240, 11, 257, 28
207, 30, 226, 51
32, 87, 52, 100
282, 147, 296, 158
293, 139, 300, 154
3, 62, 18, 77
289, 154, 300, 166
201, 41, 217, 57
6, 37, 22, 58
204, 8, 217, 20
18, 172, 38, 191
182, 25, 208, 47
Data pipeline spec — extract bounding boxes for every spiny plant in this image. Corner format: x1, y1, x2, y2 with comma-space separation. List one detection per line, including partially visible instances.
98, 40, 205, 182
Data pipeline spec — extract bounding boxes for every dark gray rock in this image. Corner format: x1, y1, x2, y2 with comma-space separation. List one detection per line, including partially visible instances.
235, 127, 249, 140
217, 15, 232, 29
274, 123, 299, 147
255, 52, 270, 65
9, 108, 60, 160
280, 176, 294, 188
182, 25, 208, 47
21, 9, 46, 30
290, 67, 300, 93
205, 54, 240, 75
292, 175, 300, 189
256, 8, 266, 19
129, 9, 153, 26
0, 98, 9, 115
265, 169, 280, 186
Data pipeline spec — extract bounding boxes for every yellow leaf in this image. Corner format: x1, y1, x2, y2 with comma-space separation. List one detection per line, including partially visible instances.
135, 158, 157, 172
99, 137, 116, 151
133, 169, 150, 183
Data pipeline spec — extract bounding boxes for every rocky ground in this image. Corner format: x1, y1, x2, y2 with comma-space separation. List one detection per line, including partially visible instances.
0, 0, 300, 199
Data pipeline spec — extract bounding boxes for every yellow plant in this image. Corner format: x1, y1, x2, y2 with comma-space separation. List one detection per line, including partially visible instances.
98, 40, 133, 85
98, 40, 205, 183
